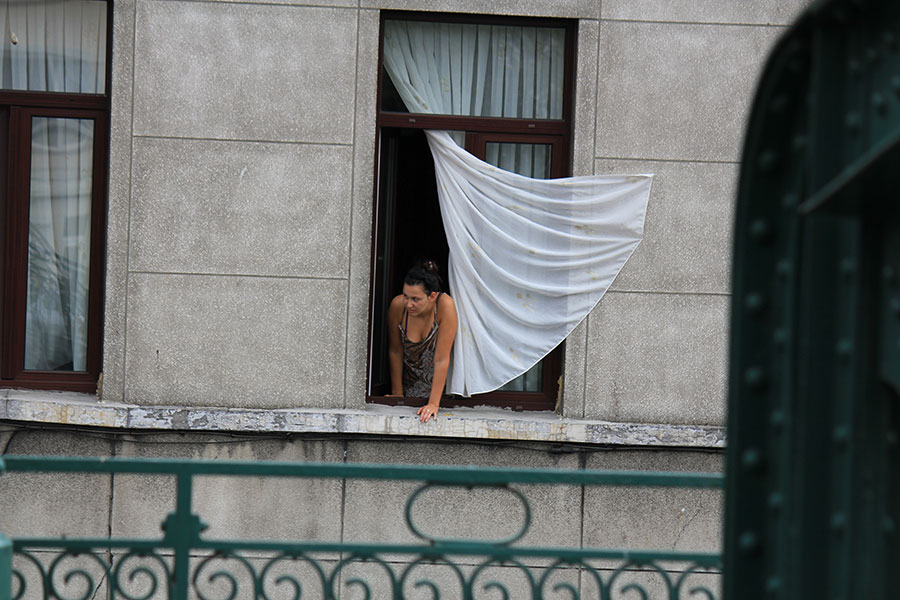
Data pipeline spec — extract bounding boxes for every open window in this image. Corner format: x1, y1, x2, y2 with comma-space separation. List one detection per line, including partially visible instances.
0, 0, 110, 392
367, 13, 576, 410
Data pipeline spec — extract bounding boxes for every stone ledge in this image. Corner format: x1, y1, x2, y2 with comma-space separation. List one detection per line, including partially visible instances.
0, 389, 725, 448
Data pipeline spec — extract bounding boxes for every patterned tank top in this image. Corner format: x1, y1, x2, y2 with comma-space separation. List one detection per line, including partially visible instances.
400, 293, 441, 398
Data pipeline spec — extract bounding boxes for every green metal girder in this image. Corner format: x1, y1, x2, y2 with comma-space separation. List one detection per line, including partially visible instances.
727, 0, 900, 598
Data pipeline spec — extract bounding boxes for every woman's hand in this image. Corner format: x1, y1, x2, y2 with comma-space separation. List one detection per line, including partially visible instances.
417, 403, 439, 423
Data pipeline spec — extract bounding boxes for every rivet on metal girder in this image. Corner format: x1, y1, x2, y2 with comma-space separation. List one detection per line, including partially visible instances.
833, 425, 850, 445
770, 410, 786, 429
742, 448, 762, 470
873, 93, 887, 115
889, 298, 900, 315
750, 219, 772, 241
831, 513, 847, 533
744, 367, 767, 389
773, 329, 787, 348
840, 259, 856, 278
745, 293, 766, 313
758, 150, 778, 171
836, 339, 854, 360
769, 94, 788, 114
738, 531, 760, 553
782, 193, 799, 208
776, 260, 792, 277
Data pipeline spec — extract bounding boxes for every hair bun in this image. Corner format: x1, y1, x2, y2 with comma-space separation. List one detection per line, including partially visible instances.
403, 260, 444, 294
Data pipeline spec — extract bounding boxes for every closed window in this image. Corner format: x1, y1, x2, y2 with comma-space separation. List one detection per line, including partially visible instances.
0, 0, 109, 391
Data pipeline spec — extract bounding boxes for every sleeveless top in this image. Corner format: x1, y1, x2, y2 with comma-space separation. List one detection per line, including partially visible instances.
400, 293, 441, 398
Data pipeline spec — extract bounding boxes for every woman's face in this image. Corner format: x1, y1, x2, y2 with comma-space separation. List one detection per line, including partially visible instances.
402, 283, 436, 316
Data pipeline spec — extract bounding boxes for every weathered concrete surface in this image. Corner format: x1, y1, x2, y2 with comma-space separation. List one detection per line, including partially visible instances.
601, 0, 811, 24
133, 2, 358, 144
111, 435, 344, 543
583, 450, 723, 552
596, 20, 782, 163
342, 440, 581, 566
130, 138, 353, 278
0, 430, 113, 538
102, 0, 137, 404
123, 274, 348, 409
344, 7, 380, 410
584, 291, 728, 426
1, 390, 725, 447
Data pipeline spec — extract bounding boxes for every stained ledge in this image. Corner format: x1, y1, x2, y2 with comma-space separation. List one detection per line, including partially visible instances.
0, 389, 725, 448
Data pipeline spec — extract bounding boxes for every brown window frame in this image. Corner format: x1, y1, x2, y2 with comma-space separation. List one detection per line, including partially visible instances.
367, 11, 577, 412
0, 16, 111, 393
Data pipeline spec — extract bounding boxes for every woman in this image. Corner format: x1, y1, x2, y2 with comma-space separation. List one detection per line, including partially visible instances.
387, 261, 458, 423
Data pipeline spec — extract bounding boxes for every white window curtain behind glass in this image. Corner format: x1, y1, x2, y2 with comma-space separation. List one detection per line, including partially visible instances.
1, 0, 106, 371
384, 20, 652, 397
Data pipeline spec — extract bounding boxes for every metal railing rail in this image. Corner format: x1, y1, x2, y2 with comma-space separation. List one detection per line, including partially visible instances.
0, 455, 723, 600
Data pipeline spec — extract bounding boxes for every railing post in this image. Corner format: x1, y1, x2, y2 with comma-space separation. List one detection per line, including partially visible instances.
0, 533, 12, 600
161, 471, 200, 600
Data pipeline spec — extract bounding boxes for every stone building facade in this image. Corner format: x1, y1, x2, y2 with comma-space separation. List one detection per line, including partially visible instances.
0, 0, 811, 597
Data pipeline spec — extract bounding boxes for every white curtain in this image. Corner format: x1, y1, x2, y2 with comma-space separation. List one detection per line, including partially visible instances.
1, 0, 106, 371
384, 20, 652, 397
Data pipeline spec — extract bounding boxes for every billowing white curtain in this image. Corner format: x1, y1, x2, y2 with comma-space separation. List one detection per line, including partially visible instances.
1, 0, 106, 371
384, 20, 652, 397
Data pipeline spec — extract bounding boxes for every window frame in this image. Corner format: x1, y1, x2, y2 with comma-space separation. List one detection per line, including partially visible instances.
0, 11, 112, 393
367, 11, 577, 412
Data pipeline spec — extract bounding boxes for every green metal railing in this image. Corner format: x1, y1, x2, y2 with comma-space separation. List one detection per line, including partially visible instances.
0, 455, 722, 599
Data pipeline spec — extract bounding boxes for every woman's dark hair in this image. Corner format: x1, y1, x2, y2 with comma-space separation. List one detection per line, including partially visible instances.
404, 260, 443, 294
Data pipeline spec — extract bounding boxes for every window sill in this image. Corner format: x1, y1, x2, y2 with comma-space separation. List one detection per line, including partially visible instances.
0, 389, 725, 448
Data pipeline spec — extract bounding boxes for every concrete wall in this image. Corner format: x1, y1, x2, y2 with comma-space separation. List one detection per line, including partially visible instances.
93, 0, 810, 428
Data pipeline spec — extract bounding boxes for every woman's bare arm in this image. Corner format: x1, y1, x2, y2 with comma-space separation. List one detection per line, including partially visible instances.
387, 295, 405, 396
418, 294, 458, 422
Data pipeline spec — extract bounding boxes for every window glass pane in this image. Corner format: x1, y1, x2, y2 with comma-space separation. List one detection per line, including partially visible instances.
0, 0, 107, 93
25, 116, 94, 371
485, 142, 552, 179
382, 20, 565, 119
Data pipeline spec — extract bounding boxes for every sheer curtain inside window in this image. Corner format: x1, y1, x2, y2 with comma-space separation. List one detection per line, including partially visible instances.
26, 117, 94, 371
383, 20, 564, 119
383, 20, 652, 397
0, 0, 107, 93
1, 0, 106, 371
